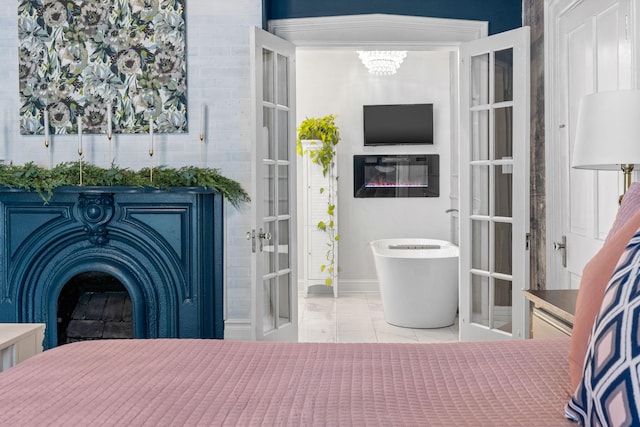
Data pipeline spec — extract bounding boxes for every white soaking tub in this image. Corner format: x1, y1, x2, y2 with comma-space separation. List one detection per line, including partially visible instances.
370, 239, 459, 328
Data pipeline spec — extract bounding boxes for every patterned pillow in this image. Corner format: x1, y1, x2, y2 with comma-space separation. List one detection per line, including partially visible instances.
565, 228, 640, 425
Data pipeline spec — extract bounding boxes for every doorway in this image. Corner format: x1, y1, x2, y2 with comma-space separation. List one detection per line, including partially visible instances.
268, 14, 487, 341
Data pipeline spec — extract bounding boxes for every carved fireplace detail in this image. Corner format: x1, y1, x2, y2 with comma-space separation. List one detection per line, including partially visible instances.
0, 187, 224, 349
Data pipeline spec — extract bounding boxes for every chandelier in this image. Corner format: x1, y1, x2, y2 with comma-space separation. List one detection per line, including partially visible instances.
357, 51, 407, 76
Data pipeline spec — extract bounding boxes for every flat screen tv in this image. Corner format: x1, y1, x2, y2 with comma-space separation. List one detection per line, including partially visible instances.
363, 103, 433, 145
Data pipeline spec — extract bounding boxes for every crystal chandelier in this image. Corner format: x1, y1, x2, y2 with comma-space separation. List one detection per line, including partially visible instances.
357, 51, 407, 76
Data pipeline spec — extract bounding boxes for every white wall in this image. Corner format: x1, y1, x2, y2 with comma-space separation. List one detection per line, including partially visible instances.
296, 49, 453, 290
1, 1, 260, 335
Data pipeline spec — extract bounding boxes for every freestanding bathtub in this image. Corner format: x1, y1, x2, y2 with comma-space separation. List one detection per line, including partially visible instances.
370, 238, 459, 328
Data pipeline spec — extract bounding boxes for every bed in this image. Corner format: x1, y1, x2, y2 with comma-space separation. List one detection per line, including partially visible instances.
0, 337, 572, 426
6, 181, 640, 426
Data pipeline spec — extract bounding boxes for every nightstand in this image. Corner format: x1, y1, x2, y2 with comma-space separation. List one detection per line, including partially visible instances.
0, 323, 45, 372
524, 290, 578, 338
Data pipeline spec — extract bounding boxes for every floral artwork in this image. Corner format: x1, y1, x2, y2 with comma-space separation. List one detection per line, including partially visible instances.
18, 0, 187, 136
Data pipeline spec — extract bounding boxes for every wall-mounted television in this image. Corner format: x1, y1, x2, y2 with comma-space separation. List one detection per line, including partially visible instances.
363, 103, 433, 146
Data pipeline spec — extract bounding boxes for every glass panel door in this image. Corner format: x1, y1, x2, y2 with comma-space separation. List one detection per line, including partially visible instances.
459, 27, 530, 341
251, 27, 297, 341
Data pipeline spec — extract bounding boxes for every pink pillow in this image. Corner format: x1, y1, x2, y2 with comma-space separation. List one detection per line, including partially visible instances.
605, 182, 640, 241
568, 208, 640, 390
566, 225, 640, 424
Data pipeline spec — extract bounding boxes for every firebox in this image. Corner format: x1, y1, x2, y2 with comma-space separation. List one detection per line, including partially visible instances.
0, 187, 224, 349
354, 154, 439, 198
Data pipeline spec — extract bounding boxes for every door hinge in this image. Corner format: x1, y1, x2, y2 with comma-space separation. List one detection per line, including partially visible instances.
626, 15, 630, 40
525, 233, 531, 250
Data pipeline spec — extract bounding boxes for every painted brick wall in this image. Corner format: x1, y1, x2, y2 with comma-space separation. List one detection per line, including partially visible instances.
1, 1, 261, 335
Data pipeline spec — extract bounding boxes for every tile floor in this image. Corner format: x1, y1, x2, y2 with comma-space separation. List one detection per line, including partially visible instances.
298, 292, 459, 343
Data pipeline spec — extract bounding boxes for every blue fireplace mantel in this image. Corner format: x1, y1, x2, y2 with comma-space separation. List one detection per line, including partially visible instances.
0, 186, 224, 348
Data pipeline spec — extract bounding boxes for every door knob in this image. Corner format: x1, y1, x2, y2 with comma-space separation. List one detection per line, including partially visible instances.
259, 230, 272, 241
257, 228, 271, 252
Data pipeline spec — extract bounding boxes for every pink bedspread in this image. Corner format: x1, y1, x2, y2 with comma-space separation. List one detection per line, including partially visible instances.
0, 338, 573, 426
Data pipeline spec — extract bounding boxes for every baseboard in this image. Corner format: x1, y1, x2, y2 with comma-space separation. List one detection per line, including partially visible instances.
223, 319, 254, 340
300, 279, 380, 295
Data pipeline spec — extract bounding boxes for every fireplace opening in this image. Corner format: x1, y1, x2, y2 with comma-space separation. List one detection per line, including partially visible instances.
57, 272, 133, 345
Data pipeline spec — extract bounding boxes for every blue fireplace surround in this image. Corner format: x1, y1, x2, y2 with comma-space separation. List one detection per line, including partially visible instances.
0, 186, 224, 349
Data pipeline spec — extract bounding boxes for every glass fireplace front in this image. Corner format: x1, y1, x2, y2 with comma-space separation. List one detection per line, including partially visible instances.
353, 154, 439, 198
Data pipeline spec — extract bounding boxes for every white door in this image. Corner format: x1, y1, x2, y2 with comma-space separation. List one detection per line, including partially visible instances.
547, 0, 634, 289
459, 27, 531, 341
250, 27, 298, 341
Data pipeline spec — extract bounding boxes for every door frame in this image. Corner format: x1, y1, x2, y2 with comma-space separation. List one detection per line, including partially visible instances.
269, 14, 487, 50
226, 14, 489, 341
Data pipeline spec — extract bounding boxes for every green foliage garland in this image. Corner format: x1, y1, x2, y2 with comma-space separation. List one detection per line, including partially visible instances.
0, 162, 250, 208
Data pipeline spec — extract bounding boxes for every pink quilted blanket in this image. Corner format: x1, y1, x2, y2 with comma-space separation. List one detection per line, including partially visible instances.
0, 338, 573, 426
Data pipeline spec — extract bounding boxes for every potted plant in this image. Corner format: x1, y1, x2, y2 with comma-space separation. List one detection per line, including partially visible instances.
297, 115, 340, 287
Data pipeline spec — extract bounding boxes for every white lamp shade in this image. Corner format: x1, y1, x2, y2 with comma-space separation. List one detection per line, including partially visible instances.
572, 90, 640, 170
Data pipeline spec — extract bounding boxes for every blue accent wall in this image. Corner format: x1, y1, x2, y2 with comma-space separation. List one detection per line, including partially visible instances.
266, 0, 522, 35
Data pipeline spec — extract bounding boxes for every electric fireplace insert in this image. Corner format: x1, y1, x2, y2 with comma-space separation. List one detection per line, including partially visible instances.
353, 154, 439, 198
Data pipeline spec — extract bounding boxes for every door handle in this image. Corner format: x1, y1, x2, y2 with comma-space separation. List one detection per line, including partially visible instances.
258, 228, 271, 252
246, 229, 256, 253
553, 235, 567, 268
259, 230, 272, 241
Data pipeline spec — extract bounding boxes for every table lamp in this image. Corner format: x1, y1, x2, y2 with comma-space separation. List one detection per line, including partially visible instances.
572, 90, 640, 203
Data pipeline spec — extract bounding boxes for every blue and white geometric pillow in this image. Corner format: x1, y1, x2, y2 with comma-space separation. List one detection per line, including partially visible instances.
566, 228, 640, 426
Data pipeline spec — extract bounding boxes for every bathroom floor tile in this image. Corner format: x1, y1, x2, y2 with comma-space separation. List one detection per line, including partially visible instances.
299, 292, 460, 344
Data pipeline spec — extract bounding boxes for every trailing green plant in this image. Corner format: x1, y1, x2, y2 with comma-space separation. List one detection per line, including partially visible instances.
0, 161, 250, 207
296, 114, 340, 176
297, 115, 340, 286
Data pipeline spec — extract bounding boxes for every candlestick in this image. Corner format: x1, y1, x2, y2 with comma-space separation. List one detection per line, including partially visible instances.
43, 109, 49, 148
149, 118, 154, 155
106, 102, 112, 140
45, 108, 51, 168
200, 138, 205, 167
78, 116, 83, 186
149, 118, 154, 184
77, 116, 83, 155
200, 103, 205, 141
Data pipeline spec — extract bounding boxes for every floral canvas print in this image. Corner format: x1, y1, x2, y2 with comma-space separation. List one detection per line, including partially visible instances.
18, 0, 187, 135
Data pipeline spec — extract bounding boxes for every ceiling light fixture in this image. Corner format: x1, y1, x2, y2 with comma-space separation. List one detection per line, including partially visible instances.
357, 51, 407, 76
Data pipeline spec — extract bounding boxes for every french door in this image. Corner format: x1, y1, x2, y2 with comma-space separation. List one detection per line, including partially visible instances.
459, 27, 531, 341
250, 27, 298, 341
